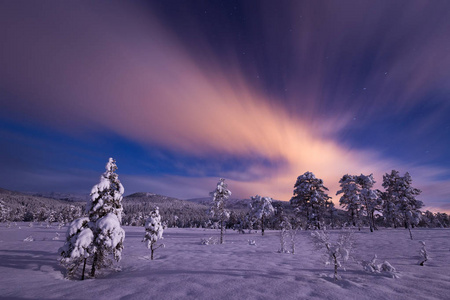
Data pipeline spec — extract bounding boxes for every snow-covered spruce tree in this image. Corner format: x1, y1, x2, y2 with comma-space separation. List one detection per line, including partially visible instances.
249, 195, 275, 236
143, 207, 164, 260
382, 170, 423, 239
58, 217, 93, 280
209, 178, 231, 244
86, 158, 125, 277
290, 172, 330, 230
357, 174, 382, 232
336, 174, 363, 230
311, 230, 354, 280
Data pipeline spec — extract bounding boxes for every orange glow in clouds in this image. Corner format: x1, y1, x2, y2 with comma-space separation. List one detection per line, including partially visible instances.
1, 1, 448, 209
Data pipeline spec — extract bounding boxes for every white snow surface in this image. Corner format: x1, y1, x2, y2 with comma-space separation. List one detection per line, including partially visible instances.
0, 224, 449, 299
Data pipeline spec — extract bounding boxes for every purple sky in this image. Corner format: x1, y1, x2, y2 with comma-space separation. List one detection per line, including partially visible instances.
1, 1, 449, 212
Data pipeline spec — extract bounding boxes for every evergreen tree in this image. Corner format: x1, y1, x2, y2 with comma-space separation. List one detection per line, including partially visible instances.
210, 178, 231, 244
357, 174, 381, 232
290, 172, 330, 230
382, 170, 423, 239
87, 158, 125, 277
143, 207, 164, 260
336, 174, 362, 229
58, 217, 93, 280
249, 195, 275, 236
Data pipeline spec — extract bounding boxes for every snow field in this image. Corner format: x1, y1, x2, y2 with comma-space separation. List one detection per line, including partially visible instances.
0, 224, 449, 300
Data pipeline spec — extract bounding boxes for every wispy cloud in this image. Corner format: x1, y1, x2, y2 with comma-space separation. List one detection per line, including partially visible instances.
0, 1, 449, 212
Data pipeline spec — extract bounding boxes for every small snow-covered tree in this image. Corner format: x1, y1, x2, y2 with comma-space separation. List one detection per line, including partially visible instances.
58, 217, 93, 280
418, 241, 428, 266
143, 207, 164, 260
311, 230, 354, 280
290, 172, 330, 230
210, 178, 231, 244
86, 158, 125, 277
249, 195, 275, 236
277, 207, 292, 253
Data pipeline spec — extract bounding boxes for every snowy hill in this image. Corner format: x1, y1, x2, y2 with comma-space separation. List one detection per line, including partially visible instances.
25, 191, 89, 203
0, 188, 83, 222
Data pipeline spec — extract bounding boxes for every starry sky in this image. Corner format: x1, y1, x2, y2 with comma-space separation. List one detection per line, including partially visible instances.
1, 1, 449, 212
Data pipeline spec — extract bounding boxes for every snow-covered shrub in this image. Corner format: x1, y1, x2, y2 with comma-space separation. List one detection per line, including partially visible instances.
361, 254, 398, 278
418, 241, 428, 266
201, 236, 218, 245
59, 217, 93, 279
143, 207, 164, 260
23, 235, 34, 242
209, 178, 231, 244
311, 230, 353, 280
249, 195, 275, 236
52, 232, 60, 240
278, 213, 292, 253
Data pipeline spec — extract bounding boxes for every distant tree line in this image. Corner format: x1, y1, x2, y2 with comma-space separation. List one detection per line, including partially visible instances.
0, 170, 449, 231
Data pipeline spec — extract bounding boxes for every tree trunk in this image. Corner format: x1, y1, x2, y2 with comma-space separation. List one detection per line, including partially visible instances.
90, 252, 98, 277
333, 253, 338, 281
81, 258, 87, 280
408, 225, 413, 240
220, 218, 224, 244
151, 243, 154, 260
261, 215, 265, 236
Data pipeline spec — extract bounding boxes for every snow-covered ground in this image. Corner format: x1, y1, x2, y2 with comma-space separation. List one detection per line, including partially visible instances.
0, 224, 449, 299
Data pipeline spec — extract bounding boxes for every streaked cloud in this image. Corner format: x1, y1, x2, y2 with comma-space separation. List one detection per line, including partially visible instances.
0, 1, 449, 212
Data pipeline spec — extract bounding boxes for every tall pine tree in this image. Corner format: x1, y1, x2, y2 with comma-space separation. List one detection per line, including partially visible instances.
290, 172, 330, 230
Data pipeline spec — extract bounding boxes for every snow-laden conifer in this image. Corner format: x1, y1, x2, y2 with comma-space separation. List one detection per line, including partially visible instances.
382, 170, 423, 239
58, 217, 93, 279
357, 174, 381, 232
338, 174, 381, 231
210, 178, 231, 244
249, 195, 275, 236
59, 158, 125, 279
143, 207, 164, 260
87, 158, 125, 276
290, 172, 330, 230
311, 230, 353, 280
337, 174, 362, 229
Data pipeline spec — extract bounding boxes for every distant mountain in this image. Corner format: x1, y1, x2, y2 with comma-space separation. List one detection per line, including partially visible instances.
122, 192, 211, 227
24, 191, 89, 203
0, 187, 83, 222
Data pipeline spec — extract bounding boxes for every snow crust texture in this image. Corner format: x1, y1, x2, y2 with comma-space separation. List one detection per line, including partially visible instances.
1, 225, 450, 300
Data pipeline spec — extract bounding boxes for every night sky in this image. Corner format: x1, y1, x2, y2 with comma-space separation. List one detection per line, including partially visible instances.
1, 1, 449, 212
